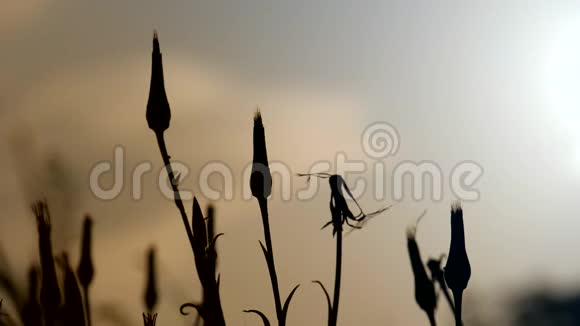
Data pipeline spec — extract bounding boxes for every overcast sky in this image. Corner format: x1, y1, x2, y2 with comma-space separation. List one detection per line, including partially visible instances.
3, 1, 580, 325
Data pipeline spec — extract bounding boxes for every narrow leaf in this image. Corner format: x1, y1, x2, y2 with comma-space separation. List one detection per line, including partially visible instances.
281, 284, 301, 318
207, 233, 225, 253
313, 280, 332, 316
191, 198, 208, 248
243, 309, 271, 326
259, 240, 269, 261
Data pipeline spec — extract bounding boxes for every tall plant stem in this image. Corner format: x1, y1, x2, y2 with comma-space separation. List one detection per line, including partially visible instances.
329, 227, 342, 326
155, 131, 225, 326
83, 286, 91, 326
155, 132, 196, 251
453, 290, 463, 326
258, 198, 283, 326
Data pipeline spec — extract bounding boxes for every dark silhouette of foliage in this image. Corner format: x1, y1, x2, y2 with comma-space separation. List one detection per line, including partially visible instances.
145, 32, 226, 326
298, 173, 392, 326
77, 216, 94, 326
406, 224, 437, 326
444, 203, 471, 326
245, 111, 300, 326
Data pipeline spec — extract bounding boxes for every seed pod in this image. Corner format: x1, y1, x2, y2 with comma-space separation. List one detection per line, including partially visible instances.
444, 203, 471, 292
250, 111, 272, 199
144, 247, 158, 313
77, 215, 94, 289
146, 32, 171, 134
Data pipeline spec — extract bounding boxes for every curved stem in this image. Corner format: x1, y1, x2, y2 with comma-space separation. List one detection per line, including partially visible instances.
258, 198, 283, 326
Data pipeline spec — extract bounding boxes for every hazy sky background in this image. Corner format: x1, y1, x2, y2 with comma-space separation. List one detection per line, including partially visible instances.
2, 0, 580, 325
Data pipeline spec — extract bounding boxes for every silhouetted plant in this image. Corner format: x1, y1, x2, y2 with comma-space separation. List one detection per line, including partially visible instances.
244, 111, 300, 326
427, 256, 455, 314
145, 32, 225, 325
31, 200, 61, 325
193, 205, 219, 326
77, 215, 94, 326
444, 203, 471, 326
142, 312, 158, 326
180, 199, 225, 324
406, 212, 437, 326
143, 246, 159, 326
58, 253, 86, 326
21, 266, 42, 326
298, 173, 392, 326
144, 247, 158, 314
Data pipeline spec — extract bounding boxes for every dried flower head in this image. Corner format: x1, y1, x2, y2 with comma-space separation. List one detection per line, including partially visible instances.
143, 312, 158, 326
146, 31, 171, 134
250, 110, 272, 200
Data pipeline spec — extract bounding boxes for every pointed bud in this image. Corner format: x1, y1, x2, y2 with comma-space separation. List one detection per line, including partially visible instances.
191, 198, 208, 250
77, 215, 94, 289
144, 247, 158, 312
444, 203, 471, 293
146, 32, 171, 134
406, 228, 437, 320
250, 110, 272, 199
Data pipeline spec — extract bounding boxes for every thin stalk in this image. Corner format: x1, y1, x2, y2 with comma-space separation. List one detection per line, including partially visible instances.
330, 226, 342, 326
258, 198, 283, 326
453, 290, 463, 326
155, 132, 196, 251
441, 286, 455, 314
428, 312, 437, 326
83, 286, 91, 326
155, 131, 225, 325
